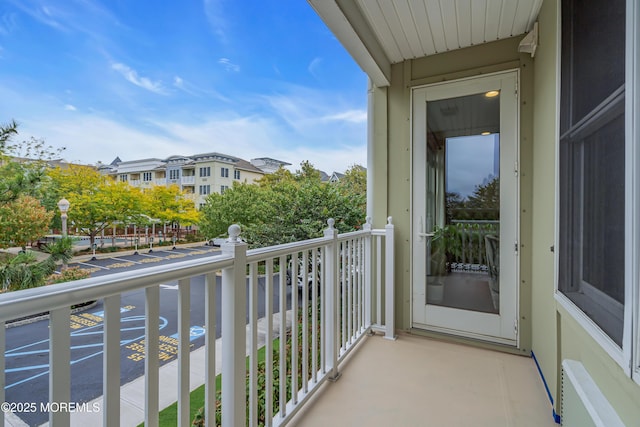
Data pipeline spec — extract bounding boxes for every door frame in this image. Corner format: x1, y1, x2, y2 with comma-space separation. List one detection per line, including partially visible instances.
410, 70, 521, 346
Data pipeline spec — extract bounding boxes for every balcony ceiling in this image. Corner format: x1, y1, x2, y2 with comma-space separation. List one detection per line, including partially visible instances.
308, 0, 543, 86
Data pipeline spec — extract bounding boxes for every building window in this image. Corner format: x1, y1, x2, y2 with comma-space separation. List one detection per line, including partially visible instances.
220, 185, 229, 194
199, 185, 210, 195
221, 167, 229, 178
169, 170, 180, 180
119, 174, 128, 182
234, 170, 241, 180
143, 172, 153, 182
199, 167, 211, 177
558, 0, 626, 346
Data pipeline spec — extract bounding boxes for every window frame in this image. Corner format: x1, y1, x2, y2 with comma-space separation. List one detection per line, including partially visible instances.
554, 0, 639, 380
143, 172, 153, 182
199, 167, 211, 177
234, 169, 241, 180
221, 167, 229, 178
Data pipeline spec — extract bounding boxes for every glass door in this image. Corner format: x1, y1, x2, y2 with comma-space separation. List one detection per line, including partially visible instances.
412, 72, 519, 344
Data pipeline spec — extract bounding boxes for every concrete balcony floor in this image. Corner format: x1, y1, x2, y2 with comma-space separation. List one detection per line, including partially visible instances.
290, 333, 557, 427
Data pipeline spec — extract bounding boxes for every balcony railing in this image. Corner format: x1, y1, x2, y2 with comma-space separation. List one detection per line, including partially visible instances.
0, 217, 394, 426
181, 176, 195, 185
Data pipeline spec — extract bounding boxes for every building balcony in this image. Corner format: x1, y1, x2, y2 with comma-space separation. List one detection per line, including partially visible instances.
0, 218, 555, 426
181, 176, 195, 185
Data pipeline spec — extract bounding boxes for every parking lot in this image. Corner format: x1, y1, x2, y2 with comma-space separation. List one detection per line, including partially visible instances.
63, 244, 222, 277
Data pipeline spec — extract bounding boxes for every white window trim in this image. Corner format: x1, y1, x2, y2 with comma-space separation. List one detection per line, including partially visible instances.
629, 0, 640, 386
554, 0, 639, 380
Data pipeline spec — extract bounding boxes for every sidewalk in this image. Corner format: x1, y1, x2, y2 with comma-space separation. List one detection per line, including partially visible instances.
56, 311, 293, 427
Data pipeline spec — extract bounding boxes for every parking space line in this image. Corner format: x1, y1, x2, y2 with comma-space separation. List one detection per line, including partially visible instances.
78, 262, 110, 270
137, 253, 165, 259
111, 257, 142, 265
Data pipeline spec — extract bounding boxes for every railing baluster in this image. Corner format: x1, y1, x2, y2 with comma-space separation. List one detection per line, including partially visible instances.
249, 262, 258, 427
264, 259, 274, 427
341, 241, 347, 351
358, 237, 364, 332
204, 272, 217, 427
103, 294, 121, 426
178, 278, 191, 427
0, 320, 4, 426
291, 252, 298, 404
278, 255, 287, 418
145, 285, 160, 427
349, 239, 354, 343
49, 306, 71, 426
302, 250, 309, 393
311, 249, 318, 383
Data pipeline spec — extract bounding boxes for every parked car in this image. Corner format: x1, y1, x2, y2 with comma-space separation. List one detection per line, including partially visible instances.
286, 252, 322, 293
207, 237, 226, 247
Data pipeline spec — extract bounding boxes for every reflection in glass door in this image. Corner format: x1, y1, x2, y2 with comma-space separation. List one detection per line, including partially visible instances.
426, 123, 501, 314
412, 72, 518, 344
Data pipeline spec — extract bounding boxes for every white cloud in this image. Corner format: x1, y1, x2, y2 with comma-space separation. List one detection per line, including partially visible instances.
111, 62, 167, 95
322, 110, 367, 124
0, 12, 19, 35
203, 0, 228, 42
64, 104, 77, 111
308, 57, 322, 77
218, 58, 240, 72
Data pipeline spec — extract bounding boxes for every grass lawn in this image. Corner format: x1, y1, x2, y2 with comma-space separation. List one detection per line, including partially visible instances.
146, 343, 270, 427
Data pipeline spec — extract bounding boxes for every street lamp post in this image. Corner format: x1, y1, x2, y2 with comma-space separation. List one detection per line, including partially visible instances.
57, 198, 70, 237
149, 237, 154, 253
57, 198, 70, 270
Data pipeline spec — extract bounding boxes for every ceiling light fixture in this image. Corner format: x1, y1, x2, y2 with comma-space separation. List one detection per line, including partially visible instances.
481, 131, 491, 136
485, 90, 500, 98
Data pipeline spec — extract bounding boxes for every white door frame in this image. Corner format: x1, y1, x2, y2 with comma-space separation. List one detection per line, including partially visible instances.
410, 70, 520, 345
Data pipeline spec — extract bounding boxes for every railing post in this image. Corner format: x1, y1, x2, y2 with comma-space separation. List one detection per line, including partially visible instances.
324, 219, 340, 381
384, 217, 396, 340
221, 224, 248, 427
363, 217, 373, 329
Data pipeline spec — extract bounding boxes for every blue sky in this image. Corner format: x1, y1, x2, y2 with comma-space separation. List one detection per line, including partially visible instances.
0, 0, 367, 174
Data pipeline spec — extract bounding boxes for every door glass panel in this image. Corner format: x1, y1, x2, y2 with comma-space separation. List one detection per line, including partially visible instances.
425, 91, 501, 314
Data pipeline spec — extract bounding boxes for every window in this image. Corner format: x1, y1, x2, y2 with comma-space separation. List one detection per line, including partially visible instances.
199, 185, 210, 195
169, 170, 180, 180
220, 185, 229, 194
221, 167, 229, 178
119, 174, 128, 182
234, 170, 241, 180
558, 0, 626, 346
143, 172, 153, 182
199, 167, 211, 177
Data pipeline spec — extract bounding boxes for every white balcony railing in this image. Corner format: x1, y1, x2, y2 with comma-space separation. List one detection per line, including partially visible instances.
181, 176, 195, 185
0, 217, 394, 427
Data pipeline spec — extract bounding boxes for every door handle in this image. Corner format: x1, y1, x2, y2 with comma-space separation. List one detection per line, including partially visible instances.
418, 217, 434, 240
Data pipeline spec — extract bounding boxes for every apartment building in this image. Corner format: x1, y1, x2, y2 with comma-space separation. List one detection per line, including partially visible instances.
99, 152, 284, 208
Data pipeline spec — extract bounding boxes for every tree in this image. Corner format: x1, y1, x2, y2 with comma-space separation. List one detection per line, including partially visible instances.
200, 162, 367, 248
0, 195, 53, 250
0, 121, 62, 205
144, 184, 200, 228
47, 165, 146, 247
465, 176, 499, 220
